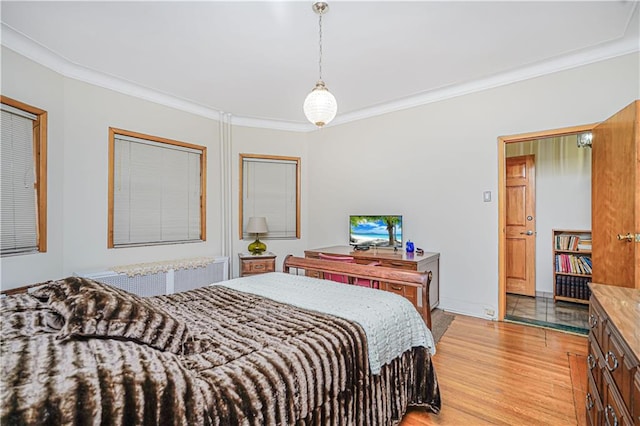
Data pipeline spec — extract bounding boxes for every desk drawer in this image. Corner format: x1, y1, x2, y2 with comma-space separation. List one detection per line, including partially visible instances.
381, 282, 418, 307
306, 270, 322, 279
378, 259, 416, 271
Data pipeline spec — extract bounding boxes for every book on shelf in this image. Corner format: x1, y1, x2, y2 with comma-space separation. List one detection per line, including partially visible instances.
555, 275, 590, 300
576, 233, 592, 251
555, 253, 592, 275
554, 232, 592, 251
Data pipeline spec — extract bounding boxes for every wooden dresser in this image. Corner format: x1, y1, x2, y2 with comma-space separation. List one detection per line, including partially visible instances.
304, 246, 440, 311
586, 283, 640, 425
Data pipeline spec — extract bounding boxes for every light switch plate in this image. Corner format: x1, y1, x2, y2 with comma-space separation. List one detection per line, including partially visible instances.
483, 191, 492, 202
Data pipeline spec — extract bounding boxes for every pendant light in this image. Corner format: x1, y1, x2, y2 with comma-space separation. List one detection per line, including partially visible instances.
303, 2, 337, 128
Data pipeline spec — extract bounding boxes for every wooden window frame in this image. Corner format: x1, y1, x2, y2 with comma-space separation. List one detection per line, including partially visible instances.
0, 95, 47, 254
108, 127, 207, 248
239, 153, 301, 240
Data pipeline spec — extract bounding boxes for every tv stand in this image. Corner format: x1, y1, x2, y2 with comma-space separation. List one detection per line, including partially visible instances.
305, 246, 440, 311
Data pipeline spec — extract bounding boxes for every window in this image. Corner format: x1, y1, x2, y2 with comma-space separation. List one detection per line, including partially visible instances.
240, 154, 300, 239
0, 96, 47, 256
108, 128, 206, 248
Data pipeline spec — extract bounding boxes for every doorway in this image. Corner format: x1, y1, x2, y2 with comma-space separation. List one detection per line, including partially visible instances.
498, 124, 596, 332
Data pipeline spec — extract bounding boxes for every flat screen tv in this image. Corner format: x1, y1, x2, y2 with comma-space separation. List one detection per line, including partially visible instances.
349, 215, 403, 248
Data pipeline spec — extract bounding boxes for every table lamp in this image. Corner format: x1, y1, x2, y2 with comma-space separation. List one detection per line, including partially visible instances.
246, 217, 268, 255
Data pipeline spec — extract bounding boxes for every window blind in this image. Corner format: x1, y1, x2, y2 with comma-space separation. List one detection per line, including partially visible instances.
113, 134, 202, 246
1, 109, 38, 255
243, 158, 297, 239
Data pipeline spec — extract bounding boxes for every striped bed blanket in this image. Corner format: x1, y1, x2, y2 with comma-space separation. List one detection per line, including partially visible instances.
1, 276, 441, 425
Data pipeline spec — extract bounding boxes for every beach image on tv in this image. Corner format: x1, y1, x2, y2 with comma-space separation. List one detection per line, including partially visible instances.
349, 215, 402, 248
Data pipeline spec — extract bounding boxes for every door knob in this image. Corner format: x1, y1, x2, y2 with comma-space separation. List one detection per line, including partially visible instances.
617, 233, 633, 242
520, 230, 534, 236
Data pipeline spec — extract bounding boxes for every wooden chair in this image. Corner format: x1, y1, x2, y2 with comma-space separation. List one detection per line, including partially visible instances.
318, 253, 380, 288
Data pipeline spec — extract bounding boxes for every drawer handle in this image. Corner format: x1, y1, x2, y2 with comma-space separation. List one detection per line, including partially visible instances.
605, 351, 618, 371
585, 392, 594, 411
588, 314, 598, 328
390, 262, 404, 267
587, 354, 596, 370
391, 285, 403, 291
605, 404, 618, 426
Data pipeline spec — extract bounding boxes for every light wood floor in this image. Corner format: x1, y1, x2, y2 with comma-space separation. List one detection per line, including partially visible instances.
401, 314, 588, 425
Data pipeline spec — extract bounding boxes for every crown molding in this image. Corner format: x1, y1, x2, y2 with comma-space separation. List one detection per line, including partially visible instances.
331, 36, 640, 127
2, 22, 638, 133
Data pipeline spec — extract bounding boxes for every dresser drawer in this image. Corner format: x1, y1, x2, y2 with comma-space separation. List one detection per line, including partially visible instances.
588, 296, 607, 348
586, 369, 603, 426
603, 372, 634, 426
633, 370, 640, 425
587, 336, 603, 394
603, 323, 639, 411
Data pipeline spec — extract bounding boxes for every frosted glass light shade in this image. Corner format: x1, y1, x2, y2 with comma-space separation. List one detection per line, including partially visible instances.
303, 80, 337, 127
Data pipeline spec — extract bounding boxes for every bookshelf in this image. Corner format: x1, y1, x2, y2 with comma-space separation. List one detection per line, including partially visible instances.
553, 229, 592, 304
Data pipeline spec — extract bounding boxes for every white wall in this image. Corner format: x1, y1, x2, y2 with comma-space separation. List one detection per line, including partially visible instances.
506, 137, 592, 295
305, 53, 639, 318
2, 44, 638, 322
1, 47, 225, 289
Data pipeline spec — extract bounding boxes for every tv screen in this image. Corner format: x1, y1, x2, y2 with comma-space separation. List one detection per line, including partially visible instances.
349, 215, 403, 248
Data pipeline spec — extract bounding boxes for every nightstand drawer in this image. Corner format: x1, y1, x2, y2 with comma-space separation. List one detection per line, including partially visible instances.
242, 259, 274, 274
238, 253, 276, 277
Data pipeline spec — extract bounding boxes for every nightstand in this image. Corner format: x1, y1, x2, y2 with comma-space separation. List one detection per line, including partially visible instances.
238, 252, 276, 277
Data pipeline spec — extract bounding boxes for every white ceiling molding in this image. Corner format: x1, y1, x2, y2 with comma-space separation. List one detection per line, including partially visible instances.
2, 21, 638, 133
332, 35, 640, 128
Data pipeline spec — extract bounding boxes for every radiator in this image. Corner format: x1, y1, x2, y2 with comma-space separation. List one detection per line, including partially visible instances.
77, 256, 229, 297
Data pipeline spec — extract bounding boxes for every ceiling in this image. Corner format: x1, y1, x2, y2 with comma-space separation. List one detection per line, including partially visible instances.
1, 1, 639, 131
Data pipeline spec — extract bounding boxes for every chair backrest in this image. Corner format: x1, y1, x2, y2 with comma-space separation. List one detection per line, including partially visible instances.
318, 253, 355, 283
317, 253, 381, 288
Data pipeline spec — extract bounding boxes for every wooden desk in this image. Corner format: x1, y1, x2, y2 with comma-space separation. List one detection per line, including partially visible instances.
305, 246, 440, 311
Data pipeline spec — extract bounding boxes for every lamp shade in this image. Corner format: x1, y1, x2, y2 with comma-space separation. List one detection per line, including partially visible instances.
303, 80, 337, 127
246, 217, 268, 234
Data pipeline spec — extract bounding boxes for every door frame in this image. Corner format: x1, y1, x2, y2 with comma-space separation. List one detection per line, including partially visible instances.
497, 123, 597, 320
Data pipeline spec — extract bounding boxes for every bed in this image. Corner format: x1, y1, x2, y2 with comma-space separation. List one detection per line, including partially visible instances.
1, 256, 441, 425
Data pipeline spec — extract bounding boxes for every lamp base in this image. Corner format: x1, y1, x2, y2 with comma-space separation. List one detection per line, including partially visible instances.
248, 239, 267, 255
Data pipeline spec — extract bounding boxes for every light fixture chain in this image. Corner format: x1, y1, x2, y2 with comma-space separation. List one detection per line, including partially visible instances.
304, 2, 337, 128
318, 12, 323, 81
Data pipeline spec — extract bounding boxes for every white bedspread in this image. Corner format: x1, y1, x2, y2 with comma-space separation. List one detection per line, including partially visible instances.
214, 272, 435, 374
